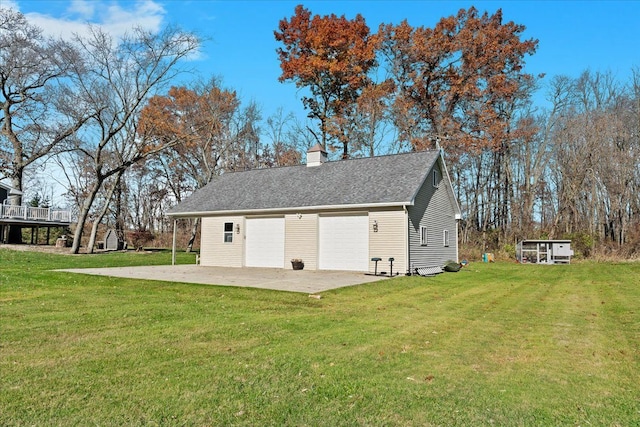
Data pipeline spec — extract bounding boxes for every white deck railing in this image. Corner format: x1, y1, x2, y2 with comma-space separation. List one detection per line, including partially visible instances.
0, 204, 71, 223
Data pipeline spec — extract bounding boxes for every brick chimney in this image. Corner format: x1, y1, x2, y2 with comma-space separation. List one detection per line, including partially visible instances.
306, 143, 327, 167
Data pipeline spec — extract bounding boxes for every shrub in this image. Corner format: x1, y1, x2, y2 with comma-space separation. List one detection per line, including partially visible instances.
127, 230, 154, 251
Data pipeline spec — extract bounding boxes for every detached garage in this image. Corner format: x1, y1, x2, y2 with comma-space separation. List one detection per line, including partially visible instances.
168, 145, 461, 274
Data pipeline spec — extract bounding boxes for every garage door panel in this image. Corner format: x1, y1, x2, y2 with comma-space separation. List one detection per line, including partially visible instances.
319, 215, 369, 271
246, 218, 285, 268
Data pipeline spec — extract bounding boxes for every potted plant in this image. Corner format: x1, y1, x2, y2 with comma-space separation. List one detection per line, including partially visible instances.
291, 258, 304, 270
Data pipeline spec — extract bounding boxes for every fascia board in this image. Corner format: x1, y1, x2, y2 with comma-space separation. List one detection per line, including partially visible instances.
438, 151, 462, 217
167, 201, 413, 218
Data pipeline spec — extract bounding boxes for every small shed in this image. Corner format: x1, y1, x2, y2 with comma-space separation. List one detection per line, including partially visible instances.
104, 229, 124, 251
516, 240, 574, 264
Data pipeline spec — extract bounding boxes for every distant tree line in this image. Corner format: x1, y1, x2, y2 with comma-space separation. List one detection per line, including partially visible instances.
455, 70, 640, 258
1, 5, 638, 258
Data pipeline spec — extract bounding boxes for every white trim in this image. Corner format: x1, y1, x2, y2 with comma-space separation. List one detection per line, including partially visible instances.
403, 205, 409, 273
223, 221, 234, 243
436, 151, 462, 217
420, 226, 428, 246
167, 201, 412, 218
455, 221, 459, 262
171, 219, 177, 265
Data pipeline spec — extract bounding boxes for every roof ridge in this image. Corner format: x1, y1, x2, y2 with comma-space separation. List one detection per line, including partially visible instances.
217, 149, 440, 177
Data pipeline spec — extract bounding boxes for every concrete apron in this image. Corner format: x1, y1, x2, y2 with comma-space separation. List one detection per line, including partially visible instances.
56, 265, 392, 294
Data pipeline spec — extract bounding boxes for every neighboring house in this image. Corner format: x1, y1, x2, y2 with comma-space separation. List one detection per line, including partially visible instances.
0, 181, 71, 244
0, 182, 8, 205
168, 145, 461, 274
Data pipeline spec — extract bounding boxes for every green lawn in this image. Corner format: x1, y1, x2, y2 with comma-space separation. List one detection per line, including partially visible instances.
1, 249, 638, 426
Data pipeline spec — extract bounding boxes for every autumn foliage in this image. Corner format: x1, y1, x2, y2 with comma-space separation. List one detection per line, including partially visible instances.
139, 85, 239, 152
275, 5, 538, 156
275, 5, 380, 153
381, 7, 538, 153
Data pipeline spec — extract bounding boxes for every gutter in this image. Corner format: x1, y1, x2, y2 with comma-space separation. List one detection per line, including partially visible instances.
167, 201, 415, 218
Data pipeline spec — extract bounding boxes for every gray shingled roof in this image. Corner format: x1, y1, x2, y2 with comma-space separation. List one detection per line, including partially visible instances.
168, 150, 441, 216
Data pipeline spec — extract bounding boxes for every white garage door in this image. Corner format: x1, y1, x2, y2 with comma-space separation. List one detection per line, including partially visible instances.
245, 217, 285, 268
319, 215, 369, 271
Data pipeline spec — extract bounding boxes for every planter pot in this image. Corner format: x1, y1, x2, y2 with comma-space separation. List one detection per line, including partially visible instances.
291, 261, 304, 270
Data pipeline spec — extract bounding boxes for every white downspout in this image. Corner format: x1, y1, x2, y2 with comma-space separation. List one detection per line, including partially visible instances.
456, 217, 460, 263
404, 205, 410, 274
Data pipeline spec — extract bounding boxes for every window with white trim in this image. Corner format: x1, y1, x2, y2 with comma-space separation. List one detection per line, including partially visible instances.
433, 170, 440, 188
223, 222, 233, 243
420, 226, 428, 246
443, 229, 450, 247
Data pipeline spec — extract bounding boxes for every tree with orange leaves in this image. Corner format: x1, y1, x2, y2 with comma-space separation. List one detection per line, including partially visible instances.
139, 82, 240, 192
139, 79, 248, 250
275, 4, 379, 158
330, 79, 396, 157
381, 7, 538, 154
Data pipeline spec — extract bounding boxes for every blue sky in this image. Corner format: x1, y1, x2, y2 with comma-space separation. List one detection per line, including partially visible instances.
7, 0, 640, 123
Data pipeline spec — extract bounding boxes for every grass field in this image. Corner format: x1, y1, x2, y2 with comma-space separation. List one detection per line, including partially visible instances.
1, 248, 638, 426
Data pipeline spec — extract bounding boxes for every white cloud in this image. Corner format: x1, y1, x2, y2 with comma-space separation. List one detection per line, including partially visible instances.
10, 0, 166, 40
101, 1, 165, 37
24, 13, 84, 39
68, 0, 95, 20
1, 0, 19, 10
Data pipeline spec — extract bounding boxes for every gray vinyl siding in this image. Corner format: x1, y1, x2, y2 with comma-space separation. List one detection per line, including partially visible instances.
407, 161, 458, 269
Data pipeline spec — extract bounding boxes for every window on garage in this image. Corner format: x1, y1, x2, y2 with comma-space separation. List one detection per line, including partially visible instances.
224, 222, 233, 243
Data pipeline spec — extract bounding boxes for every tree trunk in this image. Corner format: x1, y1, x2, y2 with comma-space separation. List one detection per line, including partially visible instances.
186, 217, 200, 253
7, 224, 23, 244
7, 173, 24, 244
71, 178, 103, 254
87, 172, 124, 253
114, 176, 126, 246
87, 217, 102, 254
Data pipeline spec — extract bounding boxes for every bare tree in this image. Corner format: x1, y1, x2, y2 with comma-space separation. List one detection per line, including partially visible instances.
545, 70, 640, 256
0, 7, 88, 242
333, 80, 396, 158
513, 76, 572, 236
264, 108, 303, 166
66, 25, 199, 253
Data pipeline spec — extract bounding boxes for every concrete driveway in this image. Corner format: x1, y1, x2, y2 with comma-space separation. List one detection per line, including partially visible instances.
57, 265, 392, 294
